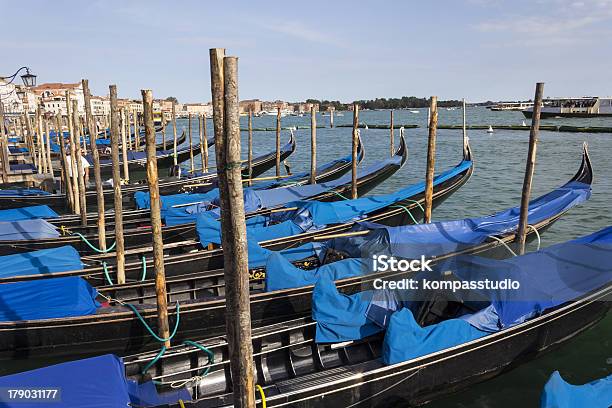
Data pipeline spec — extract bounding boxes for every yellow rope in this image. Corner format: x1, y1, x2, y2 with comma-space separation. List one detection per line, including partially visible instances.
178, 400, 186, 408
256, 384, 267, 408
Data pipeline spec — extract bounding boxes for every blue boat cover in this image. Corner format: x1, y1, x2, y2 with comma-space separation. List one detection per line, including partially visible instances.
0, 354, 191, 408
382, 308, 487, 364
0, 188, 50, 196
316, 180, 591, 260
0, 276, 99, 321
0, 205, 59, 221
267, 254, 368, 292
10, 163, 36, 172
134, 137, 307, 212
0, 246, 83, 279
0, 219, 59, 240
197, 159, 472, 250
312, 227, 612, 355
8, 146, 28, 154
541, 371, 612, 408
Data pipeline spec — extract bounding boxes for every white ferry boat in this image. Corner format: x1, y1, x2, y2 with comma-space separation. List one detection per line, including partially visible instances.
490, 102, 533, 111
522, 96, 612, 118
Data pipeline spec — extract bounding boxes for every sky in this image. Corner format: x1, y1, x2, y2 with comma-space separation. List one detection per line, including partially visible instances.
3, 0, 611, 103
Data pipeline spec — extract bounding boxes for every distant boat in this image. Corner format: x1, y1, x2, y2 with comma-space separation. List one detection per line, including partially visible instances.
446, 107, 457, 111
491, 102, 534, 111
410, 110, 420, 114
523, 96, 612, 118
487, 125, 494, 133
522, 120, 527, 127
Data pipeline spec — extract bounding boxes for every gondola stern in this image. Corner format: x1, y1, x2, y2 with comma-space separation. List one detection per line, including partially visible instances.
570, 142, 593, 186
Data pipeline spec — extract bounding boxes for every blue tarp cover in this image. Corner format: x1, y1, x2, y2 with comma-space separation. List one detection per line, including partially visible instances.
541, 371, 612, 408
0, 246, 83, 279
134, 137, 302, 211
382, 308, 487, 365
0, 188, 50, 196
0, 205, 59, 221
0, 276, 99, 321
312, 227, 612, 356
0, 354, 191, 408
0, 219, 59, 240
8, 146, 28, 153
324, 180, 590, 260
197, 159, 472, 250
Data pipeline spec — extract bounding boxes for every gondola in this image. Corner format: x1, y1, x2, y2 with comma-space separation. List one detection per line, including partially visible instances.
0, 133, 295, 213
0, 145, 590, 363
0, 134, 391, 257
1, 227, 609, 408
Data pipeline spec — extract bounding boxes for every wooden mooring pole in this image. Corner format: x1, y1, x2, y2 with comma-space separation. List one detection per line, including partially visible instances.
0, 103, 9, 183
161, 115, 167, 150
247, 110, 253, 185
210, 48, 255, 408
56, 113, 73, 210
188, 112, 195, 172
517, 82, 545, 255
390, 110, 394, 156
198, 114, 205, 173
82, 79, 106, 249
66, 92, 81, 215
424, 96, 438, 223
121, 109, 130, 182
330, 106, 334, 128
109, 85, 126, 283
275, 106, 281, 177
43, 118, 54, 176
310, 105, 317, 184
172, 102, 178, 167
72, 100, 87, 225
351, 103, 359, 199
143, 89, 171, 347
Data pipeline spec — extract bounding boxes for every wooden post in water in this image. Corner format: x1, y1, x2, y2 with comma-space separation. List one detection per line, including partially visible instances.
142, 89, 171, 347
275, 106, 281, 177
247, 109, 253, 185
134, 109, 141, 150
161, 115, 167, 150
351, 103, 359, 199
517, 82, 545, 255
198, 114, 205, 173
424, 96, 438, 224
72, 100, 88, 225
462, 98, 467, 143
330, 106, 334, 128
109, 85, 126, 284
121, 109, 130, 182
43, 119, 54, 176
24, 113, 38, 170
56, 113, 73, 210
202, 113, 209, 172
36, 108, 48, 174
0, 103, 9, 182
310, 105, 317, 184
211, 49, 256, 408
82, 79, 106, 249
188, 113, 195, 172
390, 110, 394, 156
66, 93, 81, 214
172, 102, 178, 166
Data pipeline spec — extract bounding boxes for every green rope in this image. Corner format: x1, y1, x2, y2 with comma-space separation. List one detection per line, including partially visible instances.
390, 204, 419, 225
74, 232, 116, 253
125, 301, 181, 343
183, 340, 215, 376
141, 256, 147, 281
102, 262, 114, 286
331, 190, 350, 200
402, 199, 425, 213
142, 345, 167, 375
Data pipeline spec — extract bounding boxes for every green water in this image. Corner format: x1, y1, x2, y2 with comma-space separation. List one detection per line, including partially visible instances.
171, 106, 611, 407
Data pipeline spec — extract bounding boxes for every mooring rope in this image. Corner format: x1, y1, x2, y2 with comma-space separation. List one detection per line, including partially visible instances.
389, 204, 419, 225
169, 340, 215, 389
141, 256, 147, 281
488, 235, 517, 257
61, 225, 116, 254
256, 384, 267, 408
527, 224, 541, 251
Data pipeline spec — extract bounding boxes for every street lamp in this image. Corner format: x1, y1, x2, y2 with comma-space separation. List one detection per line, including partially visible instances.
1, 66, 37, 87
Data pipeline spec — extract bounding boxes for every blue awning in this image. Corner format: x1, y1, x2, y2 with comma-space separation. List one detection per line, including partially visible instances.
0, 205, 59, 222
0, 219, 59, 241
0, 277, 99, 322
0, 246, 82, 279
0, 354, 191, 408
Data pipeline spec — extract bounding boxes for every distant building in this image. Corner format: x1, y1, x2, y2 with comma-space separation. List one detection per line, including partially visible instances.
293, 102, 319, 113
32, 82, 85, 114
90, 96, 110, 116
181, 103, 213, 117
239, 99, 263, 114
